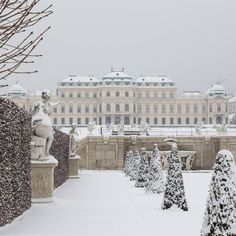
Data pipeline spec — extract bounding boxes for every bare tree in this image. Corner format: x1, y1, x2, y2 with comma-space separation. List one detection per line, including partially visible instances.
0, 0, 52, 88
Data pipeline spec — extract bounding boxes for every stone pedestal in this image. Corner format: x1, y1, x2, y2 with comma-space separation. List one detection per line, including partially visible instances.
69, 155, 80, 178
31, 155, 58, 202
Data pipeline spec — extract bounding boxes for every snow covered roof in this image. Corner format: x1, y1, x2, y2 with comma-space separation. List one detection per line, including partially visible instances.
136, 76, 174, 86
206, 83, 227, 97
183, 91, 201, 96
8, 83, 28, 96
229, 96, 236, 103
102, 71, 132, 81
62, 76, 98, 83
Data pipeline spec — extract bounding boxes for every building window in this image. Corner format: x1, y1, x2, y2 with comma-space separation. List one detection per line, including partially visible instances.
194, 118, 198, 124
53, 118, 57, 125
185, 104, 190, 113
77, 104, 81, 113
69, 93, 73, 98
133, 104, 136, 113
85, 118, 89, 124
61, 93, 65, 98
124, 116, 130, 125
85, 92, 89, 98
77, 118, 81, 124
162, 104, 166, 113
170, 117, 174, 125
138, 104, 142, 113
99, 104, 102, 112
85, 104, 89, 113
162, 92, 166, 98
116, 91, 120, 97
115, 104, 120, 112
225, 104, 228, 112
53, 107, 57, 113
106, 116, 111, 124
209, 117, 212, 124
125, 104, 129, 112
194, 104, 198, 113
106, 104, 111, 112
202, 104, 206, 113
77, 93, 81, 98
93, 104, 97, 113
202, 117, 206, 124
61, 118, 65, 125
93, 93, 97, 98
125, 91, 129, 97
177, 104, 182, 114
170, 104, 174, 113
106, 91, 110, 97
138, 118, 142, 124
69, 117, 73, 124
162, 118, 166, 125
178, 117, 181, 125
69, 105, 73, 113
154, 104, 158, 113
154, 118, 158, 125
209, 104, 213, 113
217, 103, 221, 112
146, 117, 150, 124
93, 118, 97, 124
146, 104, 150, 113
61, 105, 65, 113
186, 117, 190, 125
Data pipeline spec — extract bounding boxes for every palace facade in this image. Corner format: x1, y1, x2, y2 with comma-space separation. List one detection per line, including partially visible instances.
4, 69, 230, 126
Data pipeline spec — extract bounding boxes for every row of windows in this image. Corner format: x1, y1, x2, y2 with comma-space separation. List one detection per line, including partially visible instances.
53, 116, 228, 126
59, 91, 175, 99
54, 103, 227, 114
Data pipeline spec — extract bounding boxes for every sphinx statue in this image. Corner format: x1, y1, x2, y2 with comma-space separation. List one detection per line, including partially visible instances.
31, 90, 59, 161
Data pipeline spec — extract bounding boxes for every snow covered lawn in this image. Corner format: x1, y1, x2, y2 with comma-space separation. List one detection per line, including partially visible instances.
1, 171, 211, 236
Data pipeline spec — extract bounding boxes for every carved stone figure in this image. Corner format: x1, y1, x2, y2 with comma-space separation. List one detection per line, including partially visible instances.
103, 135, 109, 144
31, 90, 59, 161
69, 124, 79, 157
87, 122, 95, 135
194, 124, 202, 136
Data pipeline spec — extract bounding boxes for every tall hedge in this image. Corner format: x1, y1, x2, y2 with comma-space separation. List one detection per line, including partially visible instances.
0, 98, 31, 226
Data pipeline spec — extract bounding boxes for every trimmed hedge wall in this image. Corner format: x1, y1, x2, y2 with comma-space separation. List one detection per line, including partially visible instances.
50, 129, 69, 188
0, 98, 31, 227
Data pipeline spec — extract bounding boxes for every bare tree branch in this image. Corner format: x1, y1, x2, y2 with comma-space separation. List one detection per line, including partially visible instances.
0, 0, 52, 84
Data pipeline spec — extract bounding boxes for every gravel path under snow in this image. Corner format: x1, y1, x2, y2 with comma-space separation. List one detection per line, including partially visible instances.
0, 171, 211, 236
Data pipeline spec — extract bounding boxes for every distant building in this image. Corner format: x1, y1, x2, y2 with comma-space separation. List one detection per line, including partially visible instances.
229, 96, 236, 124
4, 70, 230, 126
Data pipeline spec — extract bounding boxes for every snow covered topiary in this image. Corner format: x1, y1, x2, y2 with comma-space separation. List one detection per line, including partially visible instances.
135, 148, 149, 188
130, 150, 141, 181
125, 151, 134, 177
145, 144, 165, 194
201, 150, 236, 236
162, 142, 188, 211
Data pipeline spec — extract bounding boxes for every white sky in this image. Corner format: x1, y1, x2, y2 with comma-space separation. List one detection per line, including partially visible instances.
4, 0, 236, 95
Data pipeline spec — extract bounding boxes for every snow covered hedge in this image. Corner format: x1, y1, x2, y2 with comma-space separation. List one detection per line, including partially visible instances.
50, 129, 69, 188
0, 98, 31, 227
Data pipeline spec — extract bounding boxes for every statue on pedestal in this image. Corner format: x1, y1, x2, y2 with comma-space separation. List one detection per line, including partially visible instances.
69, 124, 79, 157
31, 90, 59, 161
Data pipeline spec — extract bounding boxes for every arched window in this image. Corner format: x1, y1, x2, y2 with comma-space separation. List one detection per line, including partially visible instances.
115, 104, 120, 112
124, 116, 130, 125
106, 104, 111, 112
186, 117, 190, 125
125, 104, 129, 112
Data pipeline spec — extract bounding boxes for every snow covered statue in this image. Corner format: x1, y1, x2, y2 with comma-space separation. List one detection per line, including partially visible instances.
31, 90, 59, 161
69, 124, 79, 157
145, 144, 165, 194
135, 148, 149, 188
201, 150, 236, 235
162, 142, 188, 211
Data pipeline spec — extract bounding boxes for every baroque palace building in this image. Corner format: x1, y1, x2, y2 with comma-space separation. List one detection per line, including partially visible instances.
4, 69, 230, 126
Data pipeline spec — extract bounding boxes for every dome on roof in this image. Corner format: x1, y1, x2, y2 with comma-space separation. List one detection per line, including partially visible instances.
8, 83, 28, 96
206, 83, 227, 97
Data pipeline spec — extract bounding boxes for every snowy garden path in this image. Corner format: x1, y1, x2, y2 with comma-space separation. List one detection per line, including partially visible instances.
1, 171, 211, 236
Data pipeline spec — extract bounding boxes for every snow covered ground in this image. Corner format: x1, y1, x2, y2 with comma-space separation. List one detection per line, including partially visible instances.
1, 171, 212, 236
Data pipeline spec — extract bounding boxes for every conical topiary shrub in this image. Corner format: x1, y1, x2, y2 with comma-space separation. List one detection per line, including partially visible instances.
135, 148, 149, 188
125, 151, 134, 177
130, 150, 141, 181
201, 150, 236, 236
145, 144, 165, 194
162, 142, 188, 211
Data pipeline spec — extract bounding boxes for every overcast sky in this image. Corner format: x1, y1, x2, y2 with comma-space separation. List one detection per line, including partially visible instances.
6, 0, 236, 95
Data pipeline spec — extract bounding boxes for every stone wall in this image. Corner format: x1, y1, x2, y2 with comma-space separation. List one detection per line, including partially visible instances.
50, 129, 69, 188
77, 135, 236, 170
0, 98, 31, 226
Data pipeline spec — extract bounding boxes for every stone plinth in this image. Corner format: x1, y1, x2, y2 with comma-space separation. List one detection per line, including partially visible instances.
31, 155, 58, 202
69, 155, 80, 178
